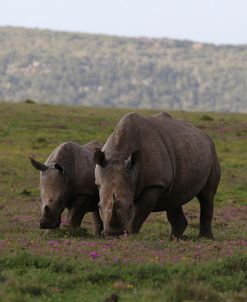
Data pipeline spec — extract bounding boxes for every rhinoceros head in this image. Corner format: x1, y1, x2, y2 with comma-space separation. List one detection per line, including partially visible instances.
94, 148, 139, 236
30, 157, 69, 229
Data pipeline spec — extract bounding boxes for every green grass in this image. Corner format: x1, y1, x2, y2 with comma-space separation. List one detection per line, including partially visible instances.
0, 252, 246, 302
0, 102, 246, 301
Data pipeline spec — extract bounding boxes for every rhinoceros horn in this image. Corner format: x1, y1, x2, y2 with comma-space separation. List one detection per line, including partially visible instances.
29, 157, 48, 172
109, 193, 120, 228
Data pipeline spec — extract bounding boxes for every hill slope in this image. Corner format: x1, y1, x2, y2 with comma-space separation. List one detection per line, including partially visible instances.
0, 26, 247, 112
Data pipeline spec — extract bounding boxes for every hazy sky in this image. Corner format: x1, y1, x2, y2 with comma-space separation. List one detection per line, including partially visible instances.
1, 0, 247, 44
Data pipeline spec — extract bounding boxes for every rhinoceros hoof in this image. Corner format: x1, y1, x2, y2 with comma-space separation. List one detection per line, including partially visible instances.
198, 233, 215, 240
170, 234, 190, 241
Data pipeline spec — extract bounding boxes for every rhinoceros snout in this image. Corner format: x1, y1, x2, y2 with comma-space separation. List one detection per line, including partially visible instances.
102, 229, 128, 238
39, 217, 61, 229
39, 222, 60, 229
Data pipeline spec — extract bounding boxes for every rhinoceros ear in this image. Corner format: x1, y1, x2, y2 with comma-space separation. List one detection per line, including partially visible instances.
29, 157, 48, 172
94, 148, 106, 167
54, 163, 65, 174
125, 150, 140, 169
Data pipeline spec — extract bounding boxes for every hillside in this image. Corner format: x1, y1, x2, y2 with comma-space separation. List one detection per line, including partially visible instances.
0, 26, 247, 112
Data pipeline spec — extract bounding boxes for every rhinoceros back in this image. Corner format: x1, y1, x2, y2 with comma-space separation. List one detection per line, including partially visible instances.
148, 113, 220, 206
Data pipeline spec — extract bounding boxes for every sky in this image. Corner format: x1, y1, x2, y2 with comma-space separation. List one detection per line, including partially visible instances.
0, 0, 247, 45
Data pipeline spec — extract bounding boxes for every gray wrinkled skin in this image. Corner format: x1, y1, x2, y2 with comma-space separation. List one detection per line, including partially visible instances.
94, 112, 220, 239
30, 141, 103, 235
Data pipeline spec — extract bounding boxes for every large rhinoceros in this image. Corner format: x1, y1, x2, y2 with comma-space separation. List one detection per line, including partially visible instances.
30, 141, 103, 235
94, 112, 220, 239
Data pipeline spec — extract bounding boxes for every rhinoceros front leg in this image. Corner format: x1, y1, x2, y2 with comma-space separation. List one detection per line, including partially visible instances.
128, 186, 163, 234
65, 195, 90, 227
92, 210, 103, 237
166, 207, 188, 240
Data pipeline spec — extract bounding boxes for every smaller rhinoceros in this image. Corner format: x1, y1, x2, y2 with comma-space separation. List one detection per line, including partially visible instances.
30, 141, 103, 235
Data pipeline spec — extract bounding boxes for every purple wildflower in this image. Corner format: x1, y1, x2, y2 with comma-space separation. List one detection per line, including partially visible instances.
89, 251, 100, 259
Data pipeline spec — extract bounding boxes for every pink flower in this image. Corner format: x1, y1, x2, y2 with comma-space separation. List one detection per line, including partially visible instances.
48, 240, 60, 246
89, 251, 100, 259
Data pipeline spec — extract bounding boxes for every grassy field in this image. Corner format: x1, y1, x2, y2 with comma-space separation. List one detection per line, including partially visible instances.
0, 102, 246, 302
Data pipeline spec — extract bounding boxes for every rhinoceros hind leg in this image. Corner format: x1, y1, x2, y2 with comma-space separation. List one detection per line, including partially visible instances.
197, 191, 214, 239
167, 207, 188, 240
197, 160, 220, 240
